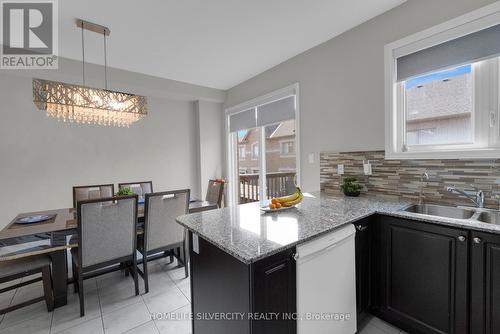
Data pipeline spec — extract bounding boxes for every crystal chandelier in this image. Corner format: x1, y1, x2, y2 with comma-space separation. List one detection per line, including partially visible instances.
32, 20, 147, 127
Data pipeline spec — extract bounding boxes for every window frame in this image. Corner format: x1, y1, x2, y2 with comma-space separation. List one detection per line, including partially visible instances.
238, 145, 246, 161
251, 142, 259, 160
385, 3, 500, 159
225, 83, 300, 207
279, 140, 296, 157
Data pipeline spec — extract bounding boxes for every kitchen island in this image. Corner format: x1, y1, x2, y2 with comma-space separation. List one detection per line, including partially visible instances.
176, 192, 408, 334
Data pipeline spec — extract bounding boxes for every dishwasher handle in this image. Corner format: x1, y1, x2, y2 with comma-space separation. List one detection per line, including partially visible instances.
296, 235, 354, 263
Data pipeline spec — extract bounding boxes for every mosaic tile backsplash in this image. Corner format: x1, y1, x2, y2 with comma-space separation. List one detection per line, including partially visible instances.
320, 151, 500, 209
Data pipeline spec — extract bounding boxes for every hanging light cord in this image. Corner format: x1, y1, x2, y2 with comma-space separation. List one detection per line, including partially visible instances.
103, 28, 108, 90
81, 22, 86, 85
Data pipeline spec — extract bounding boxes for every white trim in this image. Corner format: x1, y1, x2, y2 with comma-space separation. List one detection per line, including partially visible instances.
226, 84, 298, 115
385, 2, 500, 159
258, 128, 266, 204
386, 2, 500, 53
225, 83, 301, 206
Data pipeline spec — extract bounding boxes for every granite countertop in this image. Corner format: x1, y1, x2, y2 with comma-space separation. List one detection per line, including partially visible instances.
176, 192, 408, 264
177, 192, 500, 264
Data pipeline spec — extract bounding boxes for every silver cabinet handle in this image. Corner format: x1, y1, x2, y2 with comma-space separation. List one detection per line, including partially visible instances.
292, 253, 299, 261
356, 225, 368, 232
458, 236, 466, 242
473, 237, 482, 244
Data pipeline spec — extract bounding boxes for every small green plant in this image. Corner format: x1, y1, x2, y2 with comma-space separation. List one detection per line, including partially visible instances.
340, 176, 363, 195
116, 187, 134, 196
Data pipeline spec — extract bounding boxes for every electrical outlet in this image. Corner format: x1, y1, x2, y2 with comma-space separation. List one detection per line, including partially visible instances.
363, 161, 372, 175
308, 153, 315, 164
337, 164, 344, 175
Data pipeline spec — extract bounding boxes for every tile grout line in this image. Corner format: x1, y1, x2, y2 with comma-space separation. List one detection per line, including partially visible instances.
0, 286, 17, 326
0, 285, 48, 332
140, 290, 161, 334
95, 278, 106, 334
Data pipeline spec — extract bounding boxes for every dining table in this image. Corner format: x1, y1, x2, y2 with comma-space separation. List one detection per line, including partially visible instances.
0, 199, 217, 308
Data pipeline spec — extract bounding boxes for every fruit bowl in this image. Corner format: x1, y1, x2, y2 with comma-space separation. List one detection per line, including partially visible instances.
261, 187, 303, 213
260, 205, 297, 213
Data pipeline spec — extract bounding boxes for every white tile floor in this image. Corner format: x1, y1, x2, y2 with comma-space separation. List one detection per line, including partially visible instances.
358, 316, 408, 334
0, 257, 191, 334
0, 256, 404, 334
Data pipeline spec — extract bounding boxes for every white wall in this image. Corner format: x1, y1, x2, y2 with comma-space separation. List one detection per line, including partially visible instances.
195, 100, 224, 198
0, 58, 225, 229
225, 0, 497, 192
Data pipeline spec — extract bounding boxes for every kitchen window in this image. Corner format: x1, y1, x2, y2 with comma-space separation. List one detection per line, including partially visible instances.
385, 7, 500, 159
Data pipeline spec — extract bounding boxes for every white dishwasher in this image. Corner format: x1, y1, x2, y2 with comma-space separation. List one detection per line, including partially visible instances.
296, 224, 357, 334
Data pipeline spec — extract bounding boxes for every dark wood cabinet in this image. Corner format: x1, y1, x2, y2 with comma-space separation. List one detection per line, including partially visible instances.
189, 231, 296, 334
354, 217, 373, 325
377, 216, 468, 334
470, 231, 500, 334
252, 249, 296, 334
190, 233, 251, 334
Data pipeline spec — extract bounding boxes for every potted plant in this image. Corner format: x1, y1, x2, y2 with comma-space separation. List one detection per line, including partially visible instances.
340, 176, 363, 197
116, 187, 134, 196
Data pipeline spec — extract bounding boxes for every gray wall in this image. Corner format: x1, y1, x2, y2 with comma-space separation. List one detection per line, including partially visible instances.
0, 58, 225, 229
225, 0, 497, 192
195, 100, 224, 198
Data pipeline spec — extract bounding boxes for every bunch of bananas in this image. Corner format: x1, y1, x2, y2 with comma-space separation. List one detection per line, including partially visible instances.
269, 187, 303, 209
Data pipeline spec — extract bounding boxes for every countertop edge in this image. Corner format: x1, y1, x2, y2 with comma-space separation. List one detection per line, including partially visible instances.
177, 206, 500, 265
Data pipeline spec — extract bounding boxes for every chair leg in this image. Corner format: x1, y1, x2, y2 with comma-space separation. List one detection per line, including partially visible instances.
183, 241, 189, 278
72, 259, 78, 293
143, 254, 149, 294
176, 247, 181, 267
124, 261, 130, 277
41, 266, 54, 312
132, 258, 139, 296
78, 274, 85, 317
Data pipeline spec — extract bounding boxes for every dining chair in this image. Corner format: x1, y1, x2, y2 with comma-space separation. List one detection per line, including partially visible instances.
138, 189, 190, 293
205, 180, 224, 208
72, 195, 139, 317
0, 255, 53, 314
118, 181, 153, 199
72, 184, 115, 208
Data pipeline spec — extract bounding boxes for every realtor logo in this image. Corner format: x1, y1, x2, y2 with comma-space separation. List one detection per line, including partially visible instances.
1, 0, 58, 69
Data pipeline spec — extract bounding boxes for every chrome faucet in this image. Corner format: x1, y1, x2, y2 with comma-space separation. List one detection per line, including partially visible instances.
446, 185, 485, 208
419, 172, 429, 205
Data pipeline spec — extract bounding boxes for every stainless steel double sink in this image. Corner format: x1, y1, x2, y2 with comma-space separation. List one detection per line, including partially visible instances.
402, 204, 500, 225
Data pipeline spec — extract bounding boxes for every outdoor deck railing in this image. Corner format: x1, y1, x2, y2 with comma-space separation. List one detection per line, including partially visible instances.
239, 172, 296, 203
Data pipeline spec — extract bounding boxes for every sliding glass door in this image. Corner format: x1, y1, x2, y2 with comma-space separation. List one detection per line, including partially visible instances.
226, 84, 299, 206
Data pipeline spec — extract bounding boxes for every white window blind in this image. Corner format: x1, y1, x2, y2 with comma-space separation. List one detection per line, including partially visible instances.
397, 24, 500, 81
256, 95, 295, 127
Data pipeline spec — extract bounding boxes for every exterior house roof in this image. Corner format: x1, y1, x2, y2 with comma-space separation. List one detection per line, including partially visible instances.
269, 120, 295, 138
406, 73, 472, 122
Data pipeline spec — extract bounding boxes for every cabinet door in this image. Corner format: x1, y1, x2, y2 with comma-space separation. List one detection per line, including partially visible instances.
252, 249, 296, 334
354, 217, 372, 324
470, 231, 500, 334
190, 232, 251, 334
379, 216, 468, 334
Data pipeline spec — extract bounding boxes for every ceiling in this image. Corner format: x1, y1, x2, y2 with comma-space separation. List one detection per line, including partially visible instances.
59, 0, 406, 90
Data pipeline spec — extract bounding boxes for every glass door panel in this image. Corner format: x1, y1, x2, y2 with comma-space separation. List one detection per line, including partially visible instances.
236, 128, 260, 203
264, 119, 297, 200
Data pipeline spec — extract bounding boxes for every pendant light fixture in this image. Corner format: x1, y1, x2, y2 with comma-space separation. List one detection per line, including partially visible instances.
33, 19, 147, 127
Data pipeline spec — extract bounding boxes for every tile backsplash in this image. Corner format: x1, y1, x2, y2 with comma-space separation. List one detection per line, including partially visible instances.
320, 150, 500, 209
